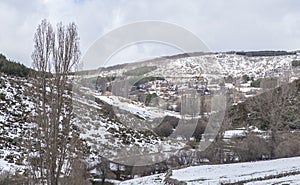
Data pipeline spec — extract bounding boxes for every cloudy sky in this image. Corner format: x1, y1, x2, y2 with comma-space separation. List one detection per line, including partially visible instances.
0, 0, 300, 69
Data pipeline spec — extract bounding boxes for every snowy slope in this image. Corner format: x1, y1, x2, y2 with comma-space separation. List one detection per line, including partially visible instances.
0, 73, 185, 172
0, 74, 33, 173
120, 157, 300, 185
95, 54, 298, 83
149, 54, 296, 80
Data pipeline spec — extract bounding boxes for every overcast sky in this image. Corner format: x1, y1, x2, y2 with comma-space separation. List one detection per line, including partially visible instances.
0, 0, 300, 68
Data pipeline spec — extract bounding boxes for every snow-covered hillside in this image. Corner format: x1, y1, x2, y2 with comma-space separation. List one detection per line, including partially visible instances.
0, 73, 183, 172
97, 54, 298, 82
149, 54, 296, 80
0, 74, 33, 173
121, 157, 300, 185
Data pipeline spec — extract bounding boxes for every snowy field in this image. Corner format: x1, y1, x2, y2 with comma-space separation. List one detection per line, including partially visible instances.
120, 157, 300, 185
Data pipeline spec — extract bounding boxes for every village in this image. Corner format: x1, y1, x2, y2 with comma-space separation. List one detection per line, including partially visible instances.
93, 52, 300, 117
95, 73, 265, 116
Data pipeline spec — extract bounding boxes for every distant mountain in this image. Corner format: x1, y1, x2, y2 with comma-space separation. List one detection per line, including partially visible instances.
93, 52, 298, 81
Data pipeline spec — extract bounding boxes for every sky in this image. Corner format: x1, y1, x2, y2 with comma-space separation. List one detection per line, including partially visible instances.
0, 0, 300, 69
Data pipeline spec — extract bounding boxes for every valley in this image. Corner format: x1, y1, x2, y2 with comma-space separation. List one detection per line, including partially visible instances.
1, 51, 300, 184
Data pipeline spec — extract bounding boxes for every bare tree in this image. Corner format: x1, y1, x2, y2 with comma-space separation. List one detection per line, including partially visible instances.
96, 158, 111, 184
28, 19, 82, 185
61, 159, 91, 185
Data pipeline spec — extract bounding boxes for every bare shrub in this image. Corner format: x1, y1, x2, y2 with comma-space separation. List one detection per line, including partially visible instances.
275, 134, 300, 158
234, 134, 270, 162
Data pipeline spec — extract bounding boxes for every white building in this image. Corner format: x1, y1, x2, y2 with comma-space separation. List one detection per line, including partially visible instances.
296, 52, 300, 59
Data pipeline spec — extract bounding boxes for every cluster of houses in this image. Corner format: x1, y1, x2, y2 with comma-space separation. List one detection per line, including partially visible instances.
96, 76, 213, 112
95, 70, 299, 113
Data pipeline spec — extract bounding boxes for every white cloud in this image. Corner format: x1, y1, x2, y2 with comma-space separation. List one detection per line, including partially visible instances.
0, 0, 299, 68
